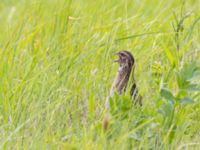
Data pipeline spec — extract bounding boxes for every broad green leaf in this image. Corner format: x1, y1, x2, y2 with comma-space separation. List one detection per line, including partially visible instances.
177, 62, 200, 89
180, 97, 195, 105
183, 84, 200, 92
158, 101, 174, 119
160, 88, 175, 101
189, 71, 200, 82
179, 61, 198, 81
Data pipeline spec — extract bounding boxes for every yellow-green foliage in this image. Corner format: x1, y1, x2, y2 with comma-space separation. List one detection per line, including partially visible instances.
0, 0, 200, 149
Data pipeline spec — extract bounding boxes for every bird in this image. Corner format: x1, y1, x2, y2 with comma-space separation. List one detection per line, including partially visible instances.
106, 50, 142, 108
103, 50, 142, 132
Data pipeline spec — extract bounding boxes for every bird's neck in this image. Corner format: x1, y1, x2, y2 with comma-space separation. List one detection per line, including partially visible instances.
114, 65, 132, 93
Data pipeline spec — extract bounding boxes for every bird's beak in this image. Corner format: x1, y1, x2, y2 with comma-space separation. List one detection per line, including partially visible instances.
114, 52, 120, 63
114, 59, 120, 63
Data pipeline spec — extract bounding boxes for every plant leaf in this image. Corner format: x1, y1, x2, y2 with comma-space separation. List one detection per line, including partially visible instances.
158, 101, 174, 119
163, 48, 175, 66
183, 84, 200, 92
180, 61, 198, 81
180, 97, 195, 105
160, 88, 175, 101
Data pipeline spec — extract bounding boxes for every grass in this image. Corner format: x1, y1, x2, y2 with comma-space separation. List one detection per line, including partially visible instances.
0, 0, 200, 149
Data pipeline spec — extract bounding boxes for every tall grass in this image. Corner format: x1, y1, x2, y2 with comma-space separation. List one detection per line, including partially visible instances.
0, 0, 200, 149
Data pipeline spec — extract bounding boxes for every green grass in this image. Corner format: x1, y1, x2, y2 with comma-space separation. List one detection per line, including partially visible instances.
0, 0, 200, 149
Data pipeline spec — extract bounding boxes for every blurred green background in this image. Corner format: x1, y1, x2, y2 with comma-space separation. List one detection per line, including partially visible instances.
0, 0, 200, 149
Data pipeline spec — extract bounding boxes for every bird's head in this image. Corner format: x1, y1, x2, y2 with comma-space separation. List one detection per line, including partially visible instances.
115, 50, 135, 68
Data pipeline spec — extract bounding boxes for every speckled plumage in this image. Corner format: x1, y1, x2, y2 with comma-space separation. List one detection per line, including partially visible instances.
106, 50, 142, 108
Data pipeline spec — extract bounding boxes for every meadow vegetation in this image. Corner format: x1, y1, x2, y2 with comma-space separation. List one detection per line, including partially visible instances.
0, 0, 200, 149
